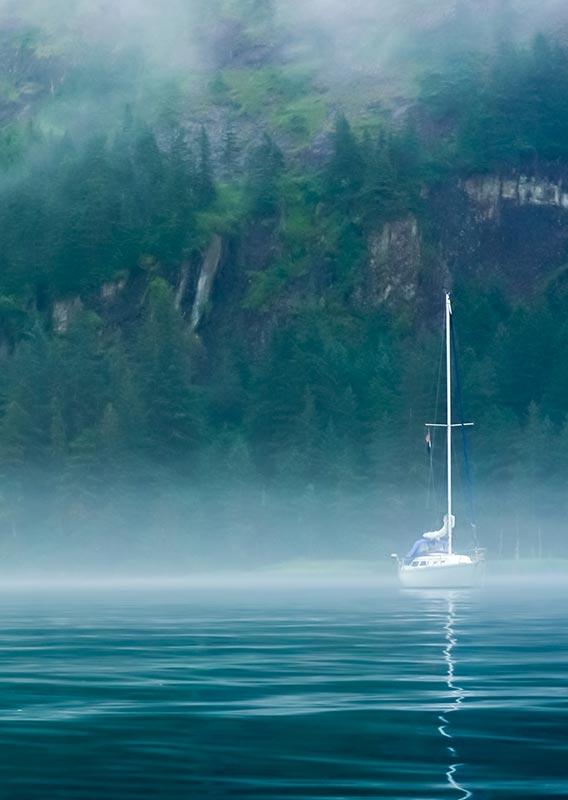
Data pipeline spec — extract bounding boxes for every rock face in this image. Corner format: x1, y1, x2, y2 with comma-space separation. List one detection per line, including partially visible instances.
463, 175, 568, 221
427, 172, 568, 298
101, 279, 126, 303
191, 235, 224, 331
208, 17, 276, 69
45, 170, 568, 355
0, 19, 65, 125
356, 171, 568, 318
52, 298, 82, 334
365, 217, 421, 308
196, 168, 568, 358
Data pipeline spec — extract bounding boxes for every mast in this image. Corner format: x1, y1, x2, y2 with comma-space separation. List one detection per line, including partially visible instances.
446, 292, 453, 556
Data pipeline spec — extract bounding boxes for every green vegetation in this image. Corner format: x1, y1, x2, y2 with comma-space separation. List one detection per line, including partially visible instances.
0, 4, 567, 568
420, 36, 568, 172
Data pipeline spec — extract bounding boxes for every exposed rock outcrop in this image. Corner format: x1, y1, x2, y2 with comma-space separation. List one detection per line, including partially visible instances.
191, 235, 224, 331
364, 216, 421, 308
174, 264, 190, 312
427, 171, 568, 298
52, 297, 82, 334
101, 279, 126, 303
463, 175, 568, 222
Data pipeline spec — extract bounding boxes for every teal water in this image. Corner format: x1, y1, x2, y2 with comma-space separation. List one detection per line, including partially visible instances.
0, 584, 566, 799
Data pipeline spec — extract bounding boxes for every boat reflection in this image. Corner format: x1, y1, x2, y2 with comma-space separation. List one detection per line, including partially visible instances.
438, 592, 472, 800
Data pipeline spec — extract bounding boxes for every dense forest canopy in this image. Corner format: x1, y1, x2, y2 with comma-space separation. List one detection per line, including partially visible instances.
0, 1, 567, 571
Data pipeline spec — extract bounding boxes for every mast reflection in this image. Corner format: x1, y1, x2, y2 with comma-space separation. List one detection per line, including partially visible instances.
437, 593, 472, 800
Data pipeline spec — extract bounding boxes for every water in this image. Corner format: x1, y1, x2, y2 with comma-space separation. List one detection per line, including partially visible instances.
0, 583, 566, 799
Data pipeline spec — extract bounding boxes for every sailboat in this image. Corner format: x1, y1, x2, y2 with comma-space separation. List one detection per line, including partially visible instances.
394, 293, 485, 589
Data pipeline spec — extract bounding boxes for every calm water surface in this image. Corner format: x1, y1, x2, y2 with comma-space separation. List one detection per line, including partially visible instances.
0, 583, 566, 799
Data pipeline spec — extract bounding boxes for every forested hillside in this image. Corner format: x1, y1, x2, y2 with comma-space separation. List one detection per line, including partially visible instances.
0, 0, 568, 571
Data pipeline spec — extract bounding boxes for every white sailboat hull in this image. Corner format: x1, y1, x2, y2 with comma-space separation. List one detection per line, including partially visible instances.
394, 295, 486, 587
398, 555, 483, 589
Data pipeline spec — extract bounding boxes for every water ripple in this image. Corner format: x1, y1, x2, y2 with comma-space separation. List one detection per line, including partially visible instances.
0, 586, 565, 798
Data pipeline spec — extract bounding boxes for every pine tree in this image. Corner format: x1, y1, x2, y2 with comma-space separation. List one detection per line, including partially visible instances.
361, 130, 397, 219
133, 126, 166, 254
58, 136, 119, 291
49, 395, 67, 463
245, 133, 284, 218
162, 126, 195, 258
197, 126, 216, 208
222, 123, 239, 177
133, 278, 204, 465
325, 114, 365, 205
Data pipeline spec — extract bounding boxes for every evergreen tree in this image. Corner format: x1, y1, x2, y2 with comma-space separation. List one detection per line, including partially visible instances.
162, 126, 195, 258
325, 115, 365, 206
245, 133, 284, 218
133, 278, 204, 465
133, 126, 166, 254
361, 130, 397, 220
196, 127, 216, 208
222, 123, 239, 177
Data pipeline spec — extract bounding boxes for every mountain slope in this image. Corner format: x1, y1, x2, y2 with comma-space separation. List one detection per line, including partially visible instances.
0, 1, 567, 570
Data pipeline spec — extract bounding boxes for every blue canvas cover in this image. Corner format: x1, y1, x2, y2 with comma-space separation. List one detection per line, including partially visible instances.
406, 538, 430, 560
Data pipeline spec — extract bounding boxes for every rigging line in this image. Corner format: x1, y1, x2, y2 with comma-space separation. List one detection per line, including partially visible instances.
426, 429, 435, 510
433, 310, 445, 430
450, 314, 478, 544
427, 313, 446, 516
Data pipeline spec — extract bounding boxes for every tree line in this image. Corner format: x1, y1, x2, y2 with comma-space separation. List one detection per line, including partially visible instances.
0, 34, 567, 568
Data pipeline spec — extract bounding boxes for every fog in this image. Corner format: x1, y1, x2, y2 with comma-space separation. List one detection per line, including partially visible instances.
0, 568, 564, 595
0, 1, 567, 582
1, 0, 565, 76
0, 0, 561, 181
0, 0, 564, 142
0, 477, 564, 582
0, 0, 202, 68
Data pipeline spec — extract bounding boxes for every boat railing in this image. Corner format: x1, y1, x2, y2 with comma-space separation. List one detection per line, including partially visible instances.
468, 547, 486, 561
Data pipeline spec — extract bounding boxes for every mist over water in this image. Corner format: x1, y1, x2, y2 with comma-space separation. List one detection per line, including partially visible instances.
0, 583, 566, 799
0, 7, 566, 793
0, 3, 566, 797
